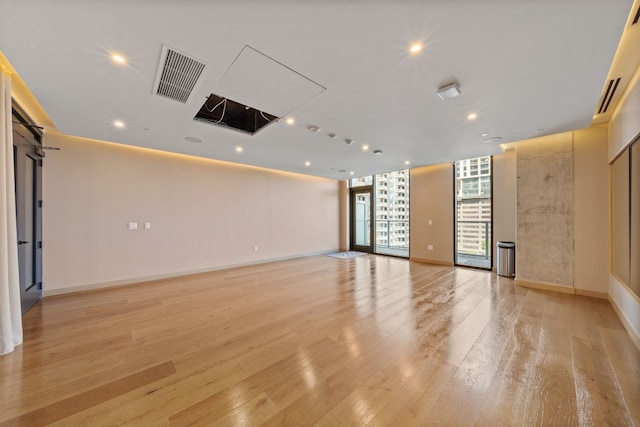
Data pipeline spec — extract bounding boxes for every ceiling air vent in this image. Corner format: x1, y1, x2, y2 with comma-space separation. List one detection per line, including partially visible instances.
597, 77, 621, 114
153, 45, 206, 104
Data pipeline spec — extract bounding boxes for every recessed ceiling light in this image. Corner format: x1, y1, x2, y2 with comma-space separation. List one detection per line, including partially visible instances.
110, 53, 127, 65
305, 161, 311, 167
373, 150, 382, 155
308, 125, 320, 133
362, 144, 369, 151
327, 133, 336, 139
467, 113, 478, 121
345, 138, 353, 145
404, 160, 410, 165
285, 117, 295, 125
184, 136, 202, 143
349, 171, 355, 176
113, 120, 125, 128
409, 42, 423, 55
481, 133, 489, 137
235, 146, 243, 153
482, 137, 503, 144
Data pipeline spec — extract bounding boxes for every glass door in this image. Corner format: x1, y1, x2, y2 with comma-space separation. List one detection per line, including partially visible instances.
454, 156, 492, 269
350, 186, 374, 253
349, 170, 409, 257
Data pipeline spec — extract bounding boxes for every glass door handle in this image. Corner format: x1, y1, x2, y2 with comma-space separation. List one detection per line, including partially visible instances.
18, 240, 29, 245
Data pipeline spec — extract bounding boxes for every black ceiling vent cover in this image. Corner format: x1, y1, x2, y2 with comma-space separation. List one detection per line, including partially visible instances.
598, 77, 621, 114
194, 94, 278, 134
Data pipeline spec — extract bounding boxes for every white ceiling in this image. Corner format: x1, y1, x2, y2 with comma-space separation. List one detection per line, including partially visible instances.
0, 0, 634, 179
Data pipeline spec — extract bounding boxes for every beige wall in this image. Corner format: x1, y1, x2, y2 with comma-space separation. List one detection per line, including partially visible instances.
512, 127, 609, 294
609, 63, 640, 347
338, 181, 349, 252
610, 63, 640, 160
492, 150, 516, 270
611, 149, 631, 286
573, 125, 610, 294
409, 163, 454, 265
43, 134, 339, 293
408, 152, 517, 269
406, 129, 608, 297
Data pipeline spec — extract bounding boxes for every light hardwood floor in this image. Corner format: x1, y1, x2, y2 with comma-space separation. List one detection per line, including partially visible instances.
1, 255, 638, 426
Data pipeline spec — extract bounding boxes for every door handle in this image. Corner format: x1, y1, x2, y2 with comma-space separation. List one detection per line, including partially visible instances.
18, 240, 29, 245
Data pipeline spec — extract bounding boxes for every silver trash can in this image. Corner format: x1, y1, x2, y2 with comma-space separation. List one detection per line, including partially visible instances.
496, 241, 515, 277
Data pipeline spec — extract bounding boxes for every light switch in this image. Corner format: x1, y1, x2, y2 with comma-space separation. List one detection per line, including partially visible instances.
144, 222, 151, 230
428, 220, 432, 225
128, 222, 138, 230
428, 244, 433, 251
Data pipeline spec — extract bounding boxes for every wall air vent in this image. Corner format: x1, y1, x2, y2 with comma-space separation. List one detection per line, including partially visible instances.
597, 77, 621, 114
153, 45, 206, 104
194, 94, 278, 135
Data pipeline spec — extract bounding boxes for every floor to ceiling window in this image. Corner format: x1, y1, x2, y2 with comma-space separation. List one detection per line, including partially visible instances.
455, 156, 492, 269
350, 170, 409, 257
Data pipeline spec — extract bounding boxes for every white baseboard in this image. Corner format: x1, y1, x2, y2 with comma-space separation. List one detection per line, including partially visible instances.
609, 275, 640, 352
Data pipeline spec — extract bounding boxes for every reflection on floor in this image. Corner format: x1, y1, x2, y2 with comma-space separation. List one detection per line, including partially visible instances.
375, 246, 409, 257
457, 252, 492, 269
1, 255, 638, 425
326, 251, 367, 259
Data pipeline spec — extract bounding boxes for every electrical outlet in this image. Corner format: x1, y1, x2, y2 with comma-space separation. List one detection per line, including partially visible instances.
428, 244, 433, 251
144, 222, 151, 230
254, 246, 259, 252
428, 219, 432, 225
128, 222, 138, 230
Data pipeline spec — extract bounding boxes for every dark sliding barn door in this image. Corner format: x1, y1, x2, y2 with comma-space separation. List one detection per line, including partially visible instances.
13, 105, 43, 314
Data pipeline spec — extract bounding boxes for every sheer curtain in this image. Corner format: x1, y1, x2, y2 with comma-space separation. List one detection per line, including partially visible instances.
0, 69, 22, 355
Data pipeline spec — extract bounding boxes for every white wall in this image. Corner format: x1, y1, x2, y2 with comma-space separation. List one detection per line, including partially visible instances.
43, 134, 340, 293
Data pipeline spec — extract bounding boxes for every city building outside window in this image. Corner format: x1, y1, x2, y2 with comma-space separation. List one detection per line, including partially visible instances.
455, 156, 492, 269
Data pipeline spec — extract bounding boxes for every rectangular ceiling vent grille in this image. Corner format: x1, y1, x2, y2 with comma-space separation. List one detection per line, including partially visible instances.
153, 45, 206, 104
597, 77, 621, 114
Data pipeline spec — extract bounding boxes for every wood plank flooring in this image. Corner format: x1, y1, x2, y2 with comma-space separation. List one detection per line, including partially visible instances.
0, 255, 638, 426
